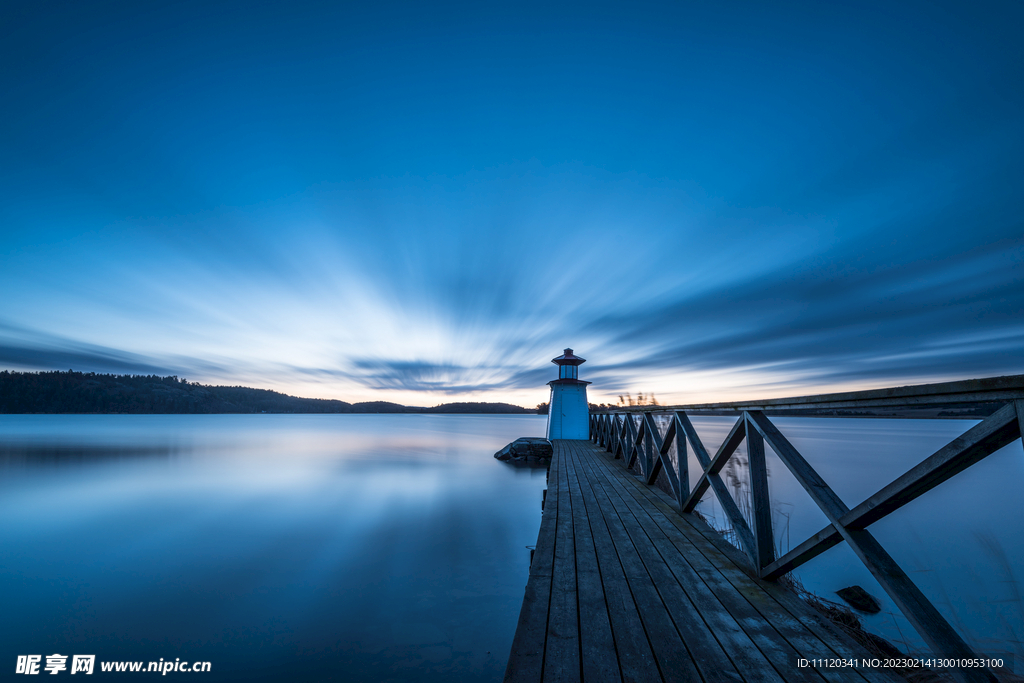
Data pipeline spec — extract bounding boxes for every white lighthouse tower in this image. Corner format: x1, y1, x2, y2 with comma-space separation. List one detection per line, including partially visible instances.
546, 348, 591, 440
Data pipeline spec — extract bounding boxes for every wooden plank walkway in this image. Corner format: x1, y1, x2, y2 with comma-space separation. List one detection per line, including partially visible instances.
504, 439, 901, 683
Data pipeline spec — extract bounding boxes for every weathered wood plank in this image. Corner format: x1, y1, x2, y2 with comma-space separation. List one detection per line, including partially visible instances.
660, 501, 897, 683
570, 443, 703, 683
504, 440, 560, 683
510, 439, 929, 683
530, 445, 560, 579
580, 445, 791, 683
543, 442, 581, 683
585, 441, 896, 683
564, 442, 622, 683
602, 475, 841, 683
578, 447, 750, 683
504, 574, 554, 683
565, 441, 661, 683
589, 441, 899, 682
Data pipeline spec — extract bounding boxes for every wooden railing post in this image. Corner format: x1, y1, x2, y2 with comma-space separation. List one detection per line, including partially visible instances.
615, 413, 629, 460
675, 416, 689, 510
642, 412, 655, 479
642, 413, 660, 485
744, 411, 775, 571
629, 414, 639, 465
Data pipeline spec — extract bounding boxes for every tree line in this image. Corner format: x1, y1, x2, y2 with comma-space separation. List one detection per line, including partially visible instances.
0, 370, 535, 414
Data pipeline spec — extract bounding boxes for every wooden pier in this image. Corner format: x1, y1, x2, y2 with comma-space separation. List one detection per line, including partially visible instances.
505, 439, 898, 683
504, 376, 1024, 683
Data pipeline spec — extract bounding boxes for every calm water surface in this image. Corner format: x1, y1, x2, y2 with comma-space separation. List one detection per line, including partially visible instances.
0, 415, 548, 682
2, 415, 1022, 680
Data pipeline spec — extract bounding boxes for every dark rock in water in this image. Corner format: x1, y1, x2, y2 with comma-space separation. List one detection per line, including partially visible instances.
493, 444, 513, 461
511, 437, 553, 459
494, 437, 553, 463
836, 586, 881, 614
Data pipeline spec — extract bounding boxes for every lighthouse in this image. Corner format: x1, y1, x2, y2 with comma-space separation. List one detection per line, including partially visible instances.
546, 348, 591, 440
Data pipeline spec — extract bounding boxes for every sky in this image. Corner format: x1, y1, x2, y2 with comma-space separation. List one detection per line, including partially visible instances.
1, 0, 1022, 407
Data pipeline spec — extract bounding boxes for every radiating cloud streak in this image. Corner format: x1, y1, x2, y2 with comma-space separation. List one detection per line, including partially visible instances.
1, 1, 1021, 405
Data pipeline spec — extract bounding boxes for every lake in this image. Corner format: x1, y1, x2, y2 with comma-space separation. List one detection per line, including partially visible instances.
0, 414, 548, 681
1, 414, 1021, 680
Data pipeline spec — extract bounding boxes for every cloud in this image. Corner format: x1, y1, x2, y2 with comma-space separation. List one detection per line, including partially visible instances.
294, 359, 556, 395
0, 324, 231, 380
0, 342, 172, 377
580, 234, 1024, 391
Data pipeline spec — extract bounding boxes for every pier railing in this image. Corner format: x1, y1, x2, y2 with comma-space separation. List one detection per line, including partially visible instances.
589, 374, 1024, 683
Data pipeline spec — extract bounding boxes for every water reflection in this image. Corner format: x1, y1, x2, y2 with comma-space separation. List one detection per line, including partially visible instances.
0, 444, 179, 467
0, 415, 548, 682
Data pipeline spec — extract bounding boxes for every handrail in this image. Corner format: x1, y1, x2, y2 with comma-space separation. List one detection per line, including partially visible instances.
598, 373, 1024, 418
588, 382, 1024, 683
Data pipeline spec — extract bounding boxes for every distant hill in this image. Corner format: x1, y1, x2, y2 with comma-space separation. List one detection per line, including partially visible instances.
347, 401, 534, 414
0, 370, 534, 414
421, 402, 531, 414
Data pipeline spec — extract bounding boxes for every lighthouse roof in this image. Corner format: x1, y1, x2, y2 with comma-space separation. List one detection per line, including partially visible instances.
551, 348, 586, 366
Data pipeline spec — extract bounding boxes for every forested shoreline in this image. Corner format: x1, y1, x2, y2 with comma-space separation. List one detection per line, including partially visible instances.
0, 371, 534, 414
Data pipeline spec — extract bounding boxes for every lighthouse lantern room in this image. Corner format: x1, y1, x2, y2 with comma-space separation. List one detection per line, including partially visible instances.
546, 348, 591, 440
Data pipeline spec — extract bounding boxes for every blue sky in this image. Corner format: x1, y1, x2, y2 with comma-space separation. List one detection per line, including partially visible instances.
1, 0, 1021, 406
